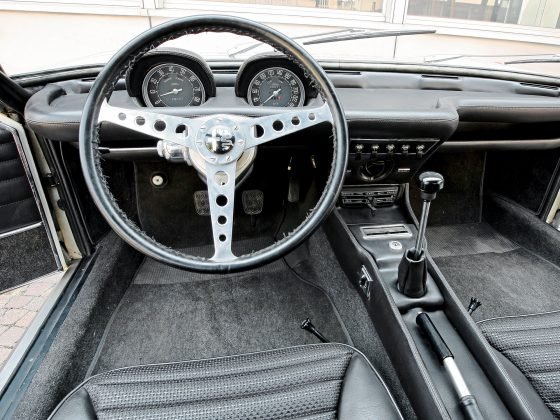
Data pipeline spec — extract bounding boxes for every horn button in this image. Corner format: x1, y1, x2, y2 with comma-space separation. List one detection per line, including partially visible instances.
195, 117, 246, 164
205, 126, 235, 154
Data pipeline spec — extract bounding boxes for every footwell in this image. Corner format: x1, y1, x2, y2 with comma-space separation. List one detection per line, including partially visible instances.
429, 223, 560, 321
88, 258, 350, 375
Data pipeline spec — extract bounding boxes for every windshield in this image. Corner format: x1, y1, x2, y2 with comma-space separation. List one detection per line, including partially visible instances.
2, 0, 560, 78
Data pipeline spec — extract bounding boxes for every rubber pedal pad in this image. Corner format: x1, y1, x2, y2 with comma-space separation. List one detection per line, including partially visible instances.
242, 190, 264, 215
194, 190, 210, 216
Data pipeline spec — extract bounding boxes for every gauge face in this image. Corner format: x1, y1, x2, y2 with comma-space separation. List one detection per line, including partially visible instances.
247, 67, 305, 107
142, 63, 205, 107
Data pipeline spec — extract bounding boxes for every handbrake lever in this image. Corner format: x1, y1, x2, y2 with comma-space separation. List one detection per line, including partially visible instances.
417, 312, 485, 420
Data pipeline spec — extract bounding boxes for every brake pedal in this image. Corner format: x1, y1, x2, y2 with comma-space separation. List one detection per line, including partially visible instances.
194, 191, 210, 216
242, 190, 264, 215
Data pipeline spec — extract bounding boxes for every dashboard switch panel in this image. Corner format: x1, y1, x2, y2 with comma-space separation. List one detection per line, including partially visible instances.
346, 138, 439, 184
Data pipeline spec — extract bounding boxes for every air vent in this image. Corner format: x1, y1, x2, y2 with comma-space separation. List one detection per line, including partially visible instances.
421, 74, 460, 80
517, 82, 560, 97
360, 224, 412, 240
420, 74, 463, 91
520, 82, 559, 91
326, 70, 362, 75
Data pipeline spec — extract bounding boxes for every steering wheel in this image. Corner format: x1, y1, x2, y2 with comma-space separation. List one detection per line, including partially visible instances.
80, 15, 348, 272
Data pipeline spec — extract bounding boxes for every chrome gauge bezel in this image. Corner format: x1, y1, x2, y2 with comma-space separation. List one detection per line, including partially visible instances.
141, 63, 206, 107
247, 66, 306, 107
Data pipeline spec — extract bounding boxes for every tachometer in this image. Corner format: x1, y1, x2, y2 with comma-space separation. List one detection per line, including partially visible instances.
247, 67, 305, 107
142, 63, 205, 107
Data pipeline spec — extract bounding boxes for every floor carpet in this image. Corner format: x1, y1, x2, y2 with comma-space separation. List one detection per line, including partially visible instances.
89, 258, 350, 375
429, 223, 560, 321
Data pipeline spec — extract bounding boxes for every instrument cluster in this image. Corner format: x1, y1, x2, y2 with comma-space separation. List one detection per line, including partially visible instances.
127, 50, 317, 108
126, 49, 216, 107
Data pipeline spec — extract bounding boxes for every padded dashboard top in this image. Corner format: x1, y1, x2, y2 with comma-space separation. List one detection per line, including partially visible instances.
24, 69, 560, 144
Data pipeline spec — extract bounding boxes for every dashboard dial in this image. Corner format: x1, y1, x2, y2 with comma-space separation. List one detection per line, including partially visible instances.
142, 63, 205, 107
247, 67, 305, 107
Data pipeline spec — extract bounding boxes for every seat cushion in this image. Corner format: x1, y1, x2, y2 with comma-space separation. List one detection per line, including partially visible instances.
49, 343, 402, 420
479, 311, 560, 418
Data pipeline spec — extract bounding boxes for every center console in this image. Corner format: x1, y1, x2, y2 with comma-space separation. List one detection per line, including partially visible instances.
326, 171, 517, 420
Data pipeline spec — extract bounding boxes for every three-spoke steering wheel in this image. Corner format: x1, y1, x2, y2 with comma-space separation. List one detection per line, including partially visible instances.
80, 15, 348, 272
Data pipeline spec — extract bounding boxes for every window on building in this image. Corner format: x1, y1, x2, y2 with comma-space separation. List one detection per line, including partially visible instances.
163, 0, 383, 13
407, 0, 560, 29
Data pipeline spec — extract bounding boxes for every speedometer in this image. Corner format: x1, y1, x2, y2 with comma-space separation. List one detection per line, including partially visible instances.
247, 67, 305, 107
142, 63, 205, 107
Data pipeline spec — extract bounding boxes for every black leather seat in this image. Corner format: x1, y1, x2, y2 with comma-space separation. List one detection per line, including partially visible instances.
49, 343, 403, 419
479, 311, 560, 419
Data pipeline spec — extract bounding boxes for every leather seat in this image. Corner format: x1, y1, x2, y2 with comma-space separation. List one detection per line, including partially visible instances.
479, 311, 560, 419
49, 343, 403, 419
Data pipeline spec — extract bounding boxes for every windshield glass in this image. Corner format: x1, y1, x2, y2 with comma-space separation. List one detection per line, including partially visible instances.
2, 0, 560, 78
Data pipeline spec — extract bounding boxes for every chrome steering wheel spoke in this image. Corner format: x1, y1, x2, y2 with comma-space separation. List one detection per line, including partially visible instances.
242, 102, 332, 148
98, 100, 198, 148
205, 161, 238, 262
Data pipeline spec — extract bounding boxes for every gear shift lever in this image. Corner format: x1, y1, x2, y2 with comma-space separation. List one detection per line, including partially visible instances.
398, 172, 444, 297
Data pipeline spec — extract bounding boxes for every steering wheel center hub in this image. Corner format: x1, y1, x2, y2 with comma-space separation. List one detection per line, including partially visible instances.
205, 125, 235, 154
195, 116, 245, 163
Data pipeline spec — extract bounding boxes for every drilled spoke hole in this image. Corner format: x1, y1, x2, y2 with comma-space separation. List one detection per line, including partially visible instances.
214, 171, 229, 186
175, 124, 188, 137
219, 234, 227, 242
253, 125, 264, 138
218, 216, 227, 225
216, 195, 228, 206
136, 116, 146, 126
154, 120, 166, 132
291, 116, 300, 126
272, 120, 284, 131
308, 113, 316, 121
118, 113, 126, 121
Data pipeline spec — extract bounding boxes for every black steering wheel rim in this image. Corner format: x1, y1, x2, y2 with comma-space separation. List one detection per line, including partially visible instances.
80, 15, 348, 273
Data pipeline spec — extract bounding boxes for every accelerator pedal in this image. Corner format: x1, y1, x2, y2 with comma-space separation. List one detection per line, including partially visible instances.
194, 191, 210, 216
242, 190, 264, 215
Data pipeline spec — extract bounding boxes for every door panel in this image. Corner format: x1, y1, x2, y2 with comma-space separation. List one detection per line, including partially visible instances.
0, 120, 62, 291
0, 126, 41, 234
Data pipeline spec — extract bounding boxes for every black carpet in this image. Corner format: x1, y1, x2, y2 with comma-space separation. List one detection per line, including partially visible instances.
430, 223, 560, 321
300, 229, 417, 420
13, 233, 142, 420
427, 222, 517, 259
410, 151, 485, 226
0, 225, 59, 291
89, 260, 350, 375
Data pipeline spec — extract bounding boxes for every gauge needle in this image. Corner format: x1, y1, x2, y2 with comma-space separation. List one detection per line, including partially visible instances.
261, 88, 282, 106
159, 88, 183, 97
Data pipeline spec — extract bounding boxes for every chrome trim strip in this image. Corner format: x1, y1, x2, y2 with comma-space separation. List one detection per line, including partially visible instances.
360, 224, 413, 240
0, 222, 42, 240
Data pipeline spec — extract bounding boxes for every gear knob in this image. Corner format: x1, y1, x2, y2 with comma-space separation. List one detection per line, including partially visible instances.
418, 172, 444, 201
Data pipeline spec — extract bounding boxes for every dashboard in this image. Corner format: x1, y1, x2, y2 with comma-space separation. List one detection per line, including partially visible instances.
22, 48, 560, 192
126, 49, 317, 108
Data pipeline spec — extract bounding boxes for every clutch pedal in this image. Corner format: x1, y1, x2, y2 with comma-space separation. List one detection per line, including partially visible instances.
194, 191, 210, 216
